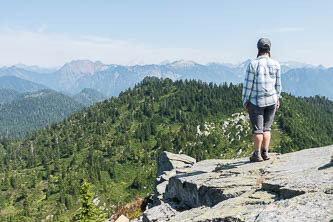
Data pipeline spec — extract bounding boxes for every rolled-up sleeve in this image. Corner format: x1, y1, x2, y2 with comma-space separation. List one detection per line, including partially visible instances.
275, 64, 282, 99
242, 63, 255, 106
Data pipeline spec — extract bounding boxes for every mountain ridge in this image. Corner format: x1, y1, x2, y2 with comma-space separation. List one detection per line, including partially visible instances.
0, 87, 108, 138
0, 59, 332, 99
0, 75, 48, 92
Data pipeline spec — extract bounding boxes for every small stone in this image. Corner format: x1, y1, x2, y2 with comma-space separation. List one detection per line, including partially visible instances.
116, 215, 129, 222
143, 203, 176, 222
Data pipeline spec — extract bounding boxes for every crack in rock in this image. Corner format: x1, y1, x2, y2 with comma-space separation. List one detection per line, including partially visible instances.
261, 183, 306, 199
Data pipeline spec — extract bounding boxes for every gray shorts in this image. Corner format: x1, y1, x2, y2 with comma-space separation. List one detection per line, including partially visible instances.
248, 102, 276, 134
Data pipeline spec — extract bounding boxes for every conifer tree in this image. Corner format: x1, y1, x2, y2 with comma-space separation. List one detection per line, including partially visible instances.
72, 179, 105, 222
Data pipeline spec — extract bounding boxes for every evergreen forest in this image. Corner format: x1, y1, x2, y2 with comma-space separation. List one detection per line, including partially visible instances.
0, 90, 84, 138
0, 77, 332, 221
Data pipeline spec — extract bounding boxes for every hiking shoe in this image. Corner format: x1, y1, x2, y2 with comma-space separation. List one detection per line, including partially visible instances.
261, 149, 270, 161
249, 152, 263, 162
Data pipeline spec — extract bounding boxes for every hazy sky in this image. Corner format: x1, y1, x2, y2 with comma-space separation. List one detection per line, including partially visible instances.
1, 0, 332, 67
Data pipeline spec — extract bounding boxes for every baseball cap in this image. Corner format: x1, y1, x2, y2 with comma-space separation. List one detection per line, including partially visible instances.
257, 38, 271, 50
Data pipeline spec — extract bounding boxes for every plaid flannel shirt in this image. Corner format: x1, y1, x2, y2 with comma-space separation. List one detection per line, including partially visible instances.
242, 55, 282, 107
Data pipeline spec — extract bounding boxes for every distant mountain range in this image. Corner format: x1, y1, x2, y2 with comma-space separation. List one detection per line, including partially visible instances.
282, 67, 333, 99
12, 63, 59, 74
0, 59, 331, 99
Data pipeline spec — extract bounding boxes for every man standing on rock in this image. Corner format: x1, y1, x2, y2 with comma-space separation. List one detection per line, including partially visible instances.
242, 38, 282, 162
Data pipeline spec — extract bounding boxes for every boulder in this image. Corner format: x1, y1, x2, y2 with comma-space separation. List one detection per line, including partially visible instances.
142, 202, 177, 222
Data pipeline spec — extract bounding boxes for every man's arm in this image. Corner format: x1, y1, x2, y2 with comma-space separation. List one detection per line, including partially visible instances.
242, 63, 255, 110
275, 64, 282, 98
275, 64, 282, 109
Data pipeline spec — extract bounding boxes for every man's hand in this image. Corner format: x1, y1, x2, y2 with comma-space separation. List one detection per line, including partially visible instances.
276, 100, 280, 110
243, 102, 249, 112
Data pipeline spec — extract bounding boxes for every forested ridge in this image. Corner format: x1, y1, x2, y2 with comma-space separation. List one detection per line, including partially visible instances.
0, 89, 21, 105
0, 90, 84, 138
0, 77, 332, 221
72, 88, 106, 106
0, 88, 107, 138
0, 76, 48, 93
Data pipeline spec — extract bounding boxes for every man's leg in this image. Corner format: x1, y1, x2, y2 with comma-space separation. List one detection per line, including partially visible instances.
261, 105, 276, 160
248, 103, 264, 162
263, 131, 271, 150
254, 134, 264, 151
250, 133, 264, 161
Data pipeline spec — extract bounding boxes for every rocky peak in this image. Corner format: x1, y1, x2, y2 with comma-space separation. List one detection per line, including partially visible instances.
59, 60, 109, 77
56, 60, 110, 91
136, 146, 333, 222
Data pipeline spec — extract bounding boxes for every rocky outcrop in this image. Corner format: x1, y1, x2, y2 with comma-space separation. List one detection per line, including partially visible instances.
153, 151, 196, 206
157, 151, 196, 177
137, 145, 333, 222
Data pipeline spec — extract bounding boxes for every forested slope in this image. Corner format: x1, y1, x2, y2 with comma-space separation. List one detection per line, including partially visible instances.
72, 88, 107, 106
0, 90, 84, 138
0, 76, 48, 92
0, 89, 22, 104
0, 77, 332, 221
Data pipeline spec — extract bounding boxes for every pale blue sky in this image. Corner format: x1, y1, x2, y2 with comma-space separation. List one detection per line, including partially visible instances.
1, 0, 332, 67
